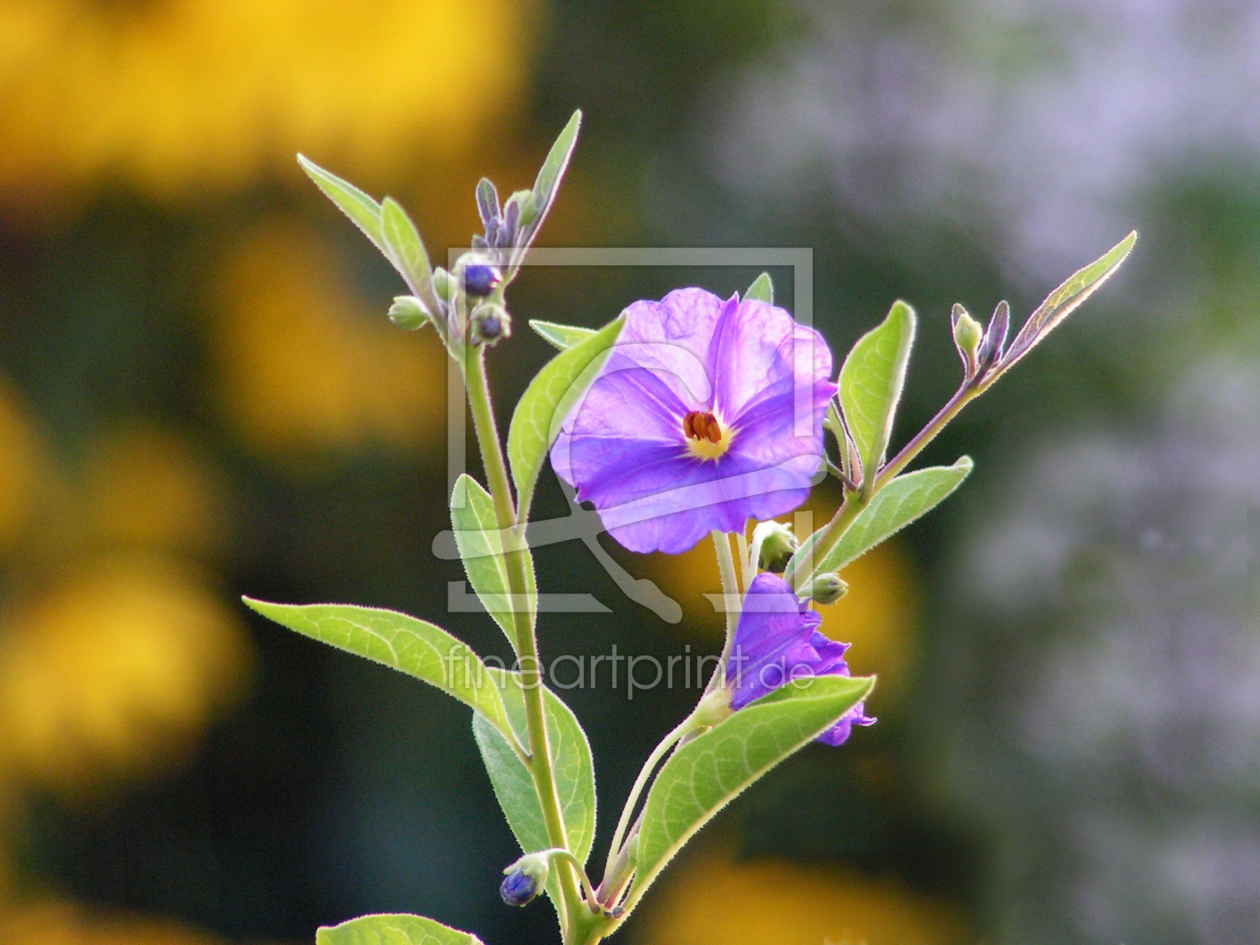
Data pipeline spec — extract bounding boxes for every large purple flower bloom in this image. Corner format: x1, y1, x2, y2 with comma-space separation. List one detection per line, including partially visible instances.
726, 572, 874, 746
551, 288, 835, 554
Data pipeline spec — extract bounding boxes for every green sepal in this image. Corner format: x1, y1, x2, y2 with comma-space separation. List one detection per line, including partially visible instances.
743, 272, 774, 304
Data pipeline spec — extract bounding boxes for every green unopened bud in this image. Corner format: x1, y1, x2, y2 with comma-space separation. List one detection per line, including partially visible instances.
387, 295, 430, 331
805, 572, 848, 605
470, 302, 511, 345
951, 303, 984, 374
500, 851, 550, 906
753, 520, 797, 573
432, 267, 454, 302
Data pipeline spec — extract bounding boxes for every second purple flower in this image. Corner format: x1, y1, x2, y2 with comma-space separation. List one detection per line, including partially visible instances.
551, 288, 835, 554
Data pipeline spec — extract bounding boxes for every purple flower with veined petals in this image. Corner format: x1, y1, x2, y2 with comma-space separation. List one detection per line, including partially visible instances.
726, 572, 875, 746
551, 288, 835, 554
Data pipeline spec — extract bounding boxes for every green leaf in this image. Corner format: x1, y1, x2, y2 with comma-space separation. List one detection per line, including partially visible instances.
507, 313, 626, 523
380, 197, 434, 302
450, 474, 536, 649
242, 599, 510, 737
625, 674, 874, 913
529, 319, 598, 351
472, 669, 597, 904
297, 155, 387, 257
788, 457, 973, 583
509, 110, 582, 272
988, 230, 1137, 386
531, 110, 581, 225
839, 300, 916, 485
743, 272, 774, 304
317, 914, 483, 945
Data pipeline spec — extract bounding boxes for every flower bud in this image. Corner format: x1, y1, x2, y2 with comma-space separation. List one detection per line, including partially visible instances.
500, 852, 549, 907
432, 267, 454, 302
951, 303, 983, 374
387, 295, 430, 331
805, 572, 848, 605
463, 263, 500, 297
471, 303, 511, 346
753, 520, 797, 573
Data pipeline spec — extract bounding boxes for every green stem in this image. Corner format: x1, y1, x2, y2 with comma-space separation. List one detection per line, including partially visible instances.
462, 346, 586, 934
787, 383, 979, 593
604, 713, 695, 880
711, 530, 742, 683
874, 383, 976, 490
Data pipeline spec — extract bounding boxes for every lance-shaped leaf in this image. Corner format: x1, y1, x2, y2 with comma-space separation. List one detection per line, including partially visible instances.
297, 155, 387, 257
984, 231, 1137, 388
507, 313, 626, 524
243, 599, 510, 737
787, 457, 973, 584
510, 109, 582, 273
623, 674, 873, 914
529, 319, 598, 351
839, 300, 916, 488
743, 272, 774, 304
472, 669, 596, 907
380, 197, 435, 304
450, 474, 536, 650
317, 914, 483, 945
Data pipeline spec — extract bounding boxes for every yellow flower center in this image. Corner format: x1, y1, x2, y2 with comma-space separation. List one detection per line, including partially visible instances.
682, 410, 733, 461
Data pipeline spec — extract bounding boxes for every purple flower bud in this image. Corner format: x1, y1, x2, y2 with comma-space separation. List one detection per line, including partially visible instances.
725, 573, 874, 745
500, 851, 549, 906
464, 264, 500, 297
471, 303, 510, 345
500, 869, 540, 906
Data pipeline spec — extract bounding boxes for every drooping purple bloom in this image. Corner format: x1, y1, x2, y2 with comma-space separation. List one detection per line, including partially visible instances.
726, 572, 874, 746
551, 288, 835, 554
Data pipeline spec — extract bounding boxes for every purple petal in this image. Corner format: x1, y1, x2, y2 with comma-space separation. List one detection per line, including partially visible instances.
711, 298, 834, 421
727, 574, 819, 708
815, 703, 876, 746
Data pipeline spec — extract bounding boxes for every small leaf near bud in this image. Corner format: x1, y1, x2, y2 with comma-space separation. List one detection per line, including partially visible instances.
951, 303, 983, 375
500, 852, 549, 906
805, 572, 848, 605
471, 303, 511, 345
753, 520, 798, 573
387, 295, 430, 331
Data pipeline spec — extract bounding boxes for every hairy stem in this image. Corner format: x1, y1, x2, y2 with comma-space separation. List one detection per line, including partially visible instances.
875, 383, 976, 489
711, 530, 742, 680
463, 346, 586, 933
788, 383, 979, 592
604, 713, 695, 883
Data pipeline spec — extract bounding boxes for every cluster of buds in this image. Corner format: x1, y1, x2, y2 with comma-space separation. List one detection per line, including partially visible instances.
951, 300, 1009, 385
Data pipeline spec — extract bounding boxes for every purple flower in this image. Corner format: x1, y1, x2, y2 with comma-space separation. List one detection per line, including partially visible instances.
726, 573, 875, 746
551, 288, 835, 554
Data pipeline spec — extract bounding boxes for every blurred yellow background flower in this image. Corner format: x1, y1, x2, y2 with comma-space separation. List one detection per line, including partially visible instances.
0, 554, 254, 799
208, 222, 449, 463
0, 0, 538, 206
638, 838, 970, 945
